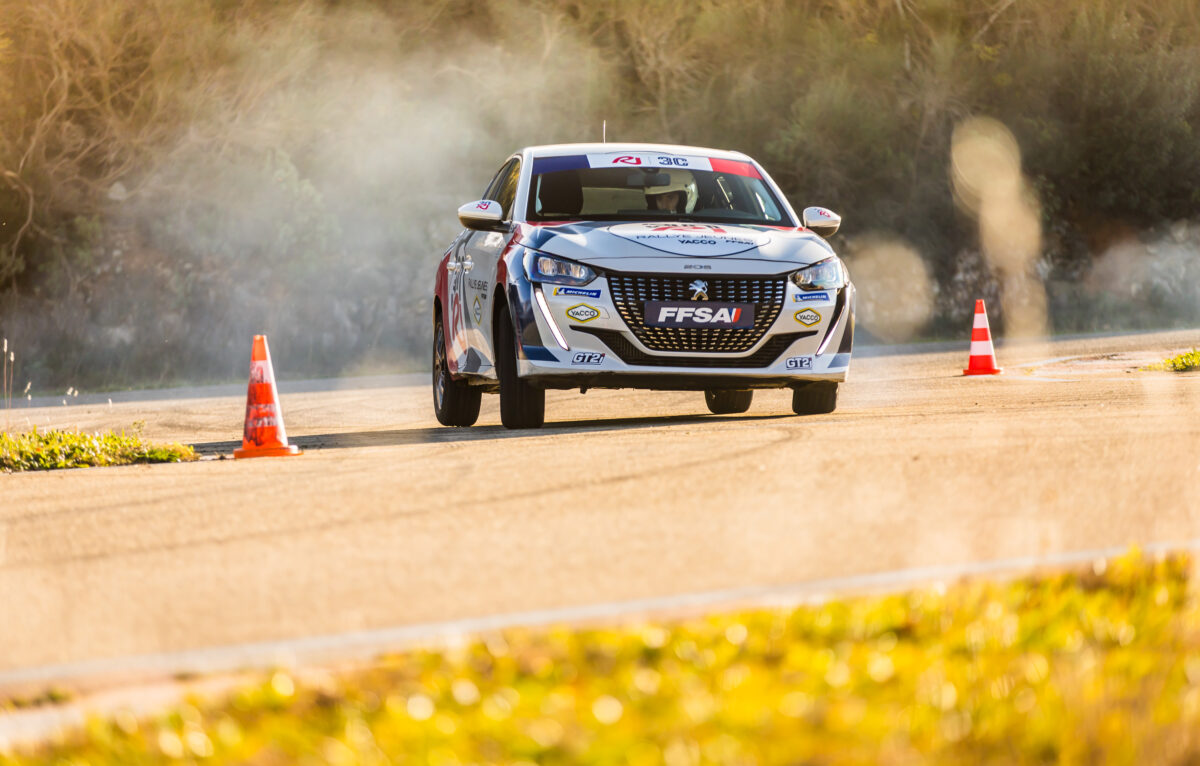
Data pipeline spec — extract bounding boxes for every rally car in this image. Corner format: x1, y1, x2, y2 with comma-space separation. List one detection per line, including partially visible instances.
432, 143, 855, 429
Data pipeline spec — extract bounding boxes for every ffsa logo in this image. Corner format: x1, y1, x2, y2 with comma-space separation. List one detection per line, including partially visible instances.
657, 306, 742, 324
611, 156, 642, 165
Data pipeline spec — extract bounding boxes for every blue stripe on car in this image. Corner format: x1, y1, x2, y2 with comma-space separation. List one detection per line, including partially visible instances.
531, 155, 588, 175
522, 345, 559, 362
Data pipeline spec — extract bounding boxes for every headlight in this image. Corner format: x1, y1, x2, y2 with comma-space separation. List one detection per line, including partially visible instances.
790, 257, 847, 291
526, 251, 597, 286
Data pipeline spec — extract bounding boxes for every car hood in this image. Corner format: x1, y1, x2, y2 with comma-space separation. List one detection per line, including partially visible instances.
518, 221, 836, 275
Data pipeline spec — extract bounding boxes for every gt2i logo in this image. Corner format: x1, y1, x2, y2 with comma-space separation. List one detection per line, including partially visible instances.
565, 304, 600, 323
612, 156, 642, 165
571, 352, 605, 365
794, 308, 821, 326
785, 356, 813, 370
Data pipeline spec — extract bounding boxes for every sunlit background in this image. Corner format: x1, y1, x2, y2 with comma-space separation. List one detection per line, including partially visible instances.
2, 0, 1199, 390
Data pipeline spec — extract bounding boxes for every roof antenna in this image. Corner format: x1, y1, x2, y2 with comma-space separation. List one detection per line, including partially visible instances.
602, 119, 607, 143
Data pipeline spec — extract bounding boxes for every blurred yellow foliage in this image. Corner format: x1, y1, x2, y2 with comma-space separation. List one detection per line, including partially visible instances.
3, 550, 1199, 764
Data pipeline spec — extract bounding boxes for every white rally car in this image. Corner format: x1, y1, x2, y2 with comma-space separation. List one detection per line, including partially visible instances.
432, 143, 855, 428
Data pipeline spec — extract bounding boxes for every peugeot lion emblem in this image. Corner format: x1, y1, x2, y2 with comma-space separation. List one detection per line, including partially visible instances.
689, 279, 709, 301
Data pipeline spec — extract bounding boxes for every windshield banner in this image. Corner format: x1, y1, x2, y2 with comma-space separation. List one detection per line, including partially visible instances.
531, 154, 761, 178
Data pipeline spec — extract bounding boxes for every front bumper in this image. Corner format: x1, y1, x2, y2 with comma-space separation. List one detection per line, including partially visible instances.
516, 274, 854, 390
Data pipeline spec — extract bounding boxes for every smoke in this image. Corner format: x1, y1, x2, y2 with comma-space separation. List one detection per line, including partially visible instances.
14, 2, 615, 387
1086, 224, 1200, 327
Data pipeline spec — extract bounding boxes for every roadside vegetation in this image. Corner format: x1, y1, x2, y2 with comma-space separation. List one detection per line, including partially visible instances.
4, 551, 1198, 764
1144, 349, 1200, 372
0, 425, 195, 471
2, 0, 1200, 390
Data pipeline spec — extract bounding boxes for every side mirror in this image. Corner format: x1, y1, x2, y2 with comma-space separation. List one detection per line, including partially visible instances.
458, 200, 505, 231
802, 206, 841, 239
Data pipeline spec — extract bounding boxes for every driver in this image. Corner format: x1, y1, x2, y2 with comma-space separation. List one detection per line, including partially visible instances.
644, 170, 698, 214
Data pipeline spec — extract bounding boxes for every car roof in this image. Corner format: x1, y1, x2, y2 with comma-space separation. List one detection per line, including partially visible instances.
522, 142, 755, 162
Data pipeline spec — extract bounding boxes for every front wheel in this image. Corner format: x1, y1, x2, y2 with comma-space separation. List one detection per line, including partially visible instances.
495, 302, 545, 429
704, 389, 753, 415
432, 313, 481, 427
791, 381, 838, 415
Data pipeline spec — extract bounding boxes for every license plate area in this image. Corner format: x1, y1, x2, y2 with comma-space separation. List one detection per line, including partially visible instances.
643, 301, 755, 329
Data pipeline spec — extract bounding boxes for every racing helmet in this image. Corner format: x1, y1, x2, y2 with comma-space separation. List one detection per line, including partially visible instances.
644, 169, 698, 213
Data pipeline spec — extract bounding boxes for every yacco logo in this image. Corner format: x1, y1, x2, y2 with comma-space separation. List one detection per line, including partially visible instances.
794, 309, 821, 326
553, 287, 602, 299
612, 156, 642, 165
658, 306, 740, 324
566, 304, 600, 323
794, 291, 829, 303
785, 356, 813, 370
571, 352, 604, 365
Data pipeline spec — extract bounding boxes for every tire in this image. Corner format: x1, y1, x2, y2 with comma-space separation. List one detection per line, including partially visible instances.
791, 381, 838, 415
495, 302, 545, 429
432, 312, 481, 427
704, 389, 753, 415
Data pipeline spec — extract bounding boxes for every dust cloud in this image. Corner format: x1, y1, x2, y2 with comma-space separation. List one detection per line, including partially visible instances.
93, 4, 614, 384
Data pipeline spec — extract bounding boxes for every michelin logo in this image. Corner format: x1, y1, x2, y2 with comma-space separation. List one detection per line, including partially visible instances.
553, 287, 602, 299
794, 291, 830, 303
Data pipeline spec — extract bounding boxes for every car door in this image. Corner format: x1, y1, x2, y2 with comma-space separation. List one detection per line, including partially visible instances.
458, 156, 520, 373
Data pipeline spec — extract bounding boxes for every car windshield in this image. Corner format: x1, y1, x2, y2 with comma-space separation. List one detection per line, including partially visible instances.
526, 163, 793, 226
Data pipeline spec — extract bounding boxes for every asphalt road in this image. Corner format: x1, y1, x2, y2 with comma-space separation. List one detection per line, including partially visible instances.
3, 329, 1199, 691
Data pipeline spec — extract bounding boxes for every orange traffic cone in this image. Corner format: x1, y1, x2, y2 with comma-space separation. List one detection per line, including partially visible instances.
233, 335, 302, 458
963, 299, 1003, 375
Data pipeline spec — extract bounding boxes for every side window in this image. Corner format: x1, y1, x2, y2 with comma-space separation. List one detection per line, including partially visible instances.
489, 159, 521, 221
482, 162, 508, 200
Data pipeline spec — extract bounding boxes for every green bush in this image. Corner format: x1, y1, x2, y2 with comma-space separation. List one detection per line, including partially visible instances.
1144, 349, 1200, 372
0, 426, 195, 471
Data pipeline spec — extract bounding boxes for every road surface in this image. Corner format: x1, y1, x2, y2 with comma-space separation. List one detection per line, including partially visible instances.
2, 329, 1199, 693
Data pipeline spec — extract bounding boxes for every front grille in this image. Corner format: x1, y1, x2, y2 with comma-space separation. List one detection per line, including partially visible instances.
571, 327, 817, 368
607, 273, 787, 353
